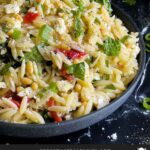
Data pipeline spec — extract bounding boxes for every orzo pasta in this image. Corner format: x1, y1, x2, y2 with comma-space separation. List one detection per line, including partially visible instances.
0, 0, 140, 124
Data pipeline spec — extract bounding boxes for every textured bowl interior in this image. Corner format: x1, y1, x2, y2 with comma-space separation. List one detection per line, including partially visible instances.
0, 3, 146, 138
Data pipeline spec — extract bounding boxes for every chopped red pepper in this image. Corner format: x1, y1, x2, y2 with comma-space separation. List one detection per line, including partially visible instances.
5, 91, 31, 108
57, 49, 86, 60
11, 99, 20, 108
24, 12, 39, 24
47, 99, 62, 123
60, 67, 74, 81
50, 111, 62, 123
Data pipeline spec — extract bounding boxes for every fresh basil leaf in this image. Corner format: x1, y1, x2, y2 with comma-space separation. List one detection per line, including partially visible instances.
23, 47, 44, 63
103, 37, 121, 56
73, 62, 85, 80
39, 82, 58, 97
71, 0, 84, 39
39, 24, 51, 42
65, 62, 85, 80
49, 82, 58, 93
72, 17, 84, 39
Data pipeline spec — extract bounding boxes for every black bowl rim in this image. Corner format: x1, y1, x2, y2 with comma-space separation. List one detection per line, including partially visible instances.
0, 3, 146, 131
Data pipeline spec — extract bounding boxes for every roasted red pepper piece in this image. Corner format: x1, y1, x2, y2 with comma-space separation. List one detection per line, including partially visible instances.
47, 99, 62, 123
57, 49, 86, 59
60, 67, 74, 81
24, 12, 39, 24
11, 99, 21, 108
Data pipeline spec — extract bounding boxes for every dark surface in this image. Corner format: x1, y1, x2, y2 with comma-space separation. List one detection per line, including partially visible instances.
0, 0, 150, 144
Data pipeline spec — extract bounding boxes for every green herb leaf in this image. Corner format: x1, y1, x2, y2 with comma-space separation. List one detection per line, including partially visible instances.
49, 82, 58, 93
105, 60, 109, 67
73, 62, 85, 80
143, 97, 150, 110
105, 84, 116, 90
103, 37, 121, 56
71, 0, 84, 39
120, 35, 130, 43
0, 62, 12, 75
65, 62, 85, 80
123, 0, 136, 6
39, 24, 51, 42
72, 17, 84, 39
72, 0, 83, 8
39, 82, 58, 97
23, 47, 44, 63
12, 29, 22, 40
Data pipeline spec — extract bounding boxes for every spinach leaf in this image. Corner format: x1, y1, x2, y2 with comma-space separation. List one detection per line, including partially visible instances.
103, 37, 121, 56
66, 62, 85, 80
39, 82, 58, 98
71, 0, 84, 39
23, 47, 44, 63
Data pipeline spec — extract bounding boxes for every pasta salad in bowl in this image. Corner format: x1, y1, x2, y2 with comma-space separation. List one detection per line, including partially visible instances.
0, 0, 142, 126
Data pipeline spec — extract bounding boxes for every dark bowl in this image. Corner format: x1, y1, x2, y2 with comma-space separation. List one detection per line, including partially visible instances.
0, 3, 146, 138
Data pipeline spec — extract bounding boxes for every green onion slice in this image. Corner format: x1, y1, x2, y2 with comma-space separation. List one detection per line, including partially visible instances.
143, 97, 150, 110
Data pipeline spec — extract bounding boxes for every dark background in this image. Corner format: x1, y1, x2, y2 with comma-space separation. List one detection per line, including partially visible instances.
0, 0, 150, 144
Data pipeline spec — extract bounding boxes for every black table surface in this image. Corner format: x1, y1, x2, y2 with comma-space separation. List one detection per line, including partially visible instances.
0, 0, 150, 145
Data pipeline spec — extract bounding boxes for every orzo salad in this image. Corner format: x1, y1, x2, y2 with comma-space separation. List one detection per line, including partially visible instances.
0, 0, 140, 124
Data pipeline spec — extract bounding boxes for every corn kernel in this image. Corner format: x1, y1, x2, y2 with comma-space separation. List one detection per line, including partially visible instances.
82, 101, 87, 106
73, 59, 79, 64
26, 61, 33, 75
31, 82, 38, 90
16, 86, 24, 93
7, 29, 13, 36
22, 78, 32, 85
75, 83, 82, 92
14, 14, 23, 22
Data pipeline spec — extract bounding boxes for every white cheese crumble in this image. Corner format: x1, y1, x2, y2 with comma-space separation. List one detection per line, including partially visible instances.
0, 82, 6, 88
18, 87, 35, 98
5, 4, 20, 14
57, 81, 73, 92
55, 18, 66, 34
